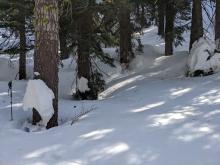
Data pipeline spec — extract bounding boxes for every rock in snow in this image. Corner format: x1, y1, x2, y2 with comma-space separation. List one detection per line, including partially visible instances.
23, 80, 55, 126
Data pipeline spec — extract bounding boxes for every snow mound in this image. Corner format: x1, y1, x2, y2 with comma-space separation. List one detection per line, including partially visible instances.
23, 80, 55, 126
187, 37, 220, 76
77, 76, 90, 93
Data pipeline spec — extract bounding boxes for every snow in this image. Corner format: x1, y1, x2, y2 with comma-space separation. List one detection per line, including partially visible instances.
187, 38, 214, 73
0, 53, 34, 81
23, 80, 55, 126
187, 38, 220, 75
34, 72, 40, 76
0, 26, 220, 165
77, 77, 90, 93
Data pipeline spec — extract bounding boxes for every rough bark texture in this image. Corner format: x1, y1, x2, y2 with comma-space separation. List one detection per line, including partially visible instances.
158, 0, 165, 36
216, 0, 220, 41
189, 0, 203, 50
165, 2, 175, 56
18, 1, 27, 80
34, 0, 59, 129
119, 7, 132, 67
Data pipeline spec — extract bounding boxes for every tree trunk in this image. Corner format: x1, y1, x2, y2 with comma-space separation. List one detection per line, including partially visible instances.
215, 0, 220, 49
119, 7, 132, 68
34, 0, 59, 129
140, 4, 145, 28
136, 3, 140, 20
59, 13, 69, 60
59, 30, 69, 60
158, 0, 165, 36
189, 0, 203, 50
165, 2, 175, 56
75, 9, 94, 100
18, 1, 26, 80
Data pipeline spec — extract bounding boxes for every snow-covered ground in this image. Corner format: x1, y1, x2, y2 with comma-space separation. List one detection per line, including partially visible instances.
0, 27, 220, 165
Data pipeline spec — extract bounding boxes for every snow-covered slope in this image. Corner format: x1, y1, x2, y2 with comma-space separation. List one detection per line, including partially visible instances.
0, 27, 220, 165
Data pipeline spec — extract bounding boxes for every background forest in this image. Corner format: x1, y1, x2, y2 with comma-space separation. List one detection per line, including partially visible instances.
0, 0, 220, 165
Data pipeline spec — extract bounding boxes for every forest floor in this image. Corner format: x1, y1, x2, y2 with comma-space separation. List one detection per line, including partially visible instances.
0, 27, 220, 165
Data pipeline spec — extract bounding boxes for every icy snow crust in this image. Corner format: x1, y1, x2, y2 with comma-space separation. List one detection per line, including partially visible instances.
23, 80, 55, 126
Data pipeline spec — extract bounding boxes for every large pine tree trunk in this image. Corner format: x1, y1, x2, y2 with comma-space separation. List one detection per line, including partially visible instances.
158, 0, 165, 36
119, 7, 132, 68
34, 0, 59, 129
165, 2, 175, 56
189, 0, 203, 50
18, 1, 26, 80
215, 0, 220, 49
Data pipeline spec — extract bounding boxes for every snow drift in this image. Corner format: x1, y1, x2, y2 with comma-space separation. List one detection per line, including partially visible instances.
23, 80, 55, 126
187, 37, 220, 76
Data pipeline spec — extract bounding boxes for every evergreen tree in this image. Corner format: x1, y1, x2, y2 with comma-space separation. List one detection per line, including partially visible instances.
18, 0, 27, 80
215, 0, 220, 48
157, 0, 165, 36
164, 0, 190, 55
58, 0, 77, 60
34, 0, 59, 129
190, 0, 203, 50
75, 1, 94, 100
0, 0, 34, 79
71, 0, 114, 100
165, 1, 176, 55
118, 0, 133, 68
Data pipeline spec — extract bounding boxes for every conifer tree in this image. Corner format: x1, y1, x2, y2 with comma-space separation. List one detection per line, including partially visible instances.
157, 0, 165, 36
215, 0, 220, 49
34, 0, 59, 129
75, 1, 94, 99
190, 0, 203, 50
116, 0, 134, 68
165, 1, 175, 55
119, 4, 132, 67
0, 0, 34, 79
73, 0, 114, 100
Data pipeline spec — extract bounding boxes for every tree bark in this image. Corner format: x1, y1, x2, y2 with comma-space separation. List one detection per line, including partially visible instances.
140, 4, 145, 28
34, 0, 59, 129
119, 7, 132, 67
59, 12, 70, 60
165, 2, 175, 56
158, 0, 165, 36
75, 9, 94, 100
59, 30, 69, 60
216, 0, 220, 40
18, 0, 27, 80
189, 0, 203, 50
